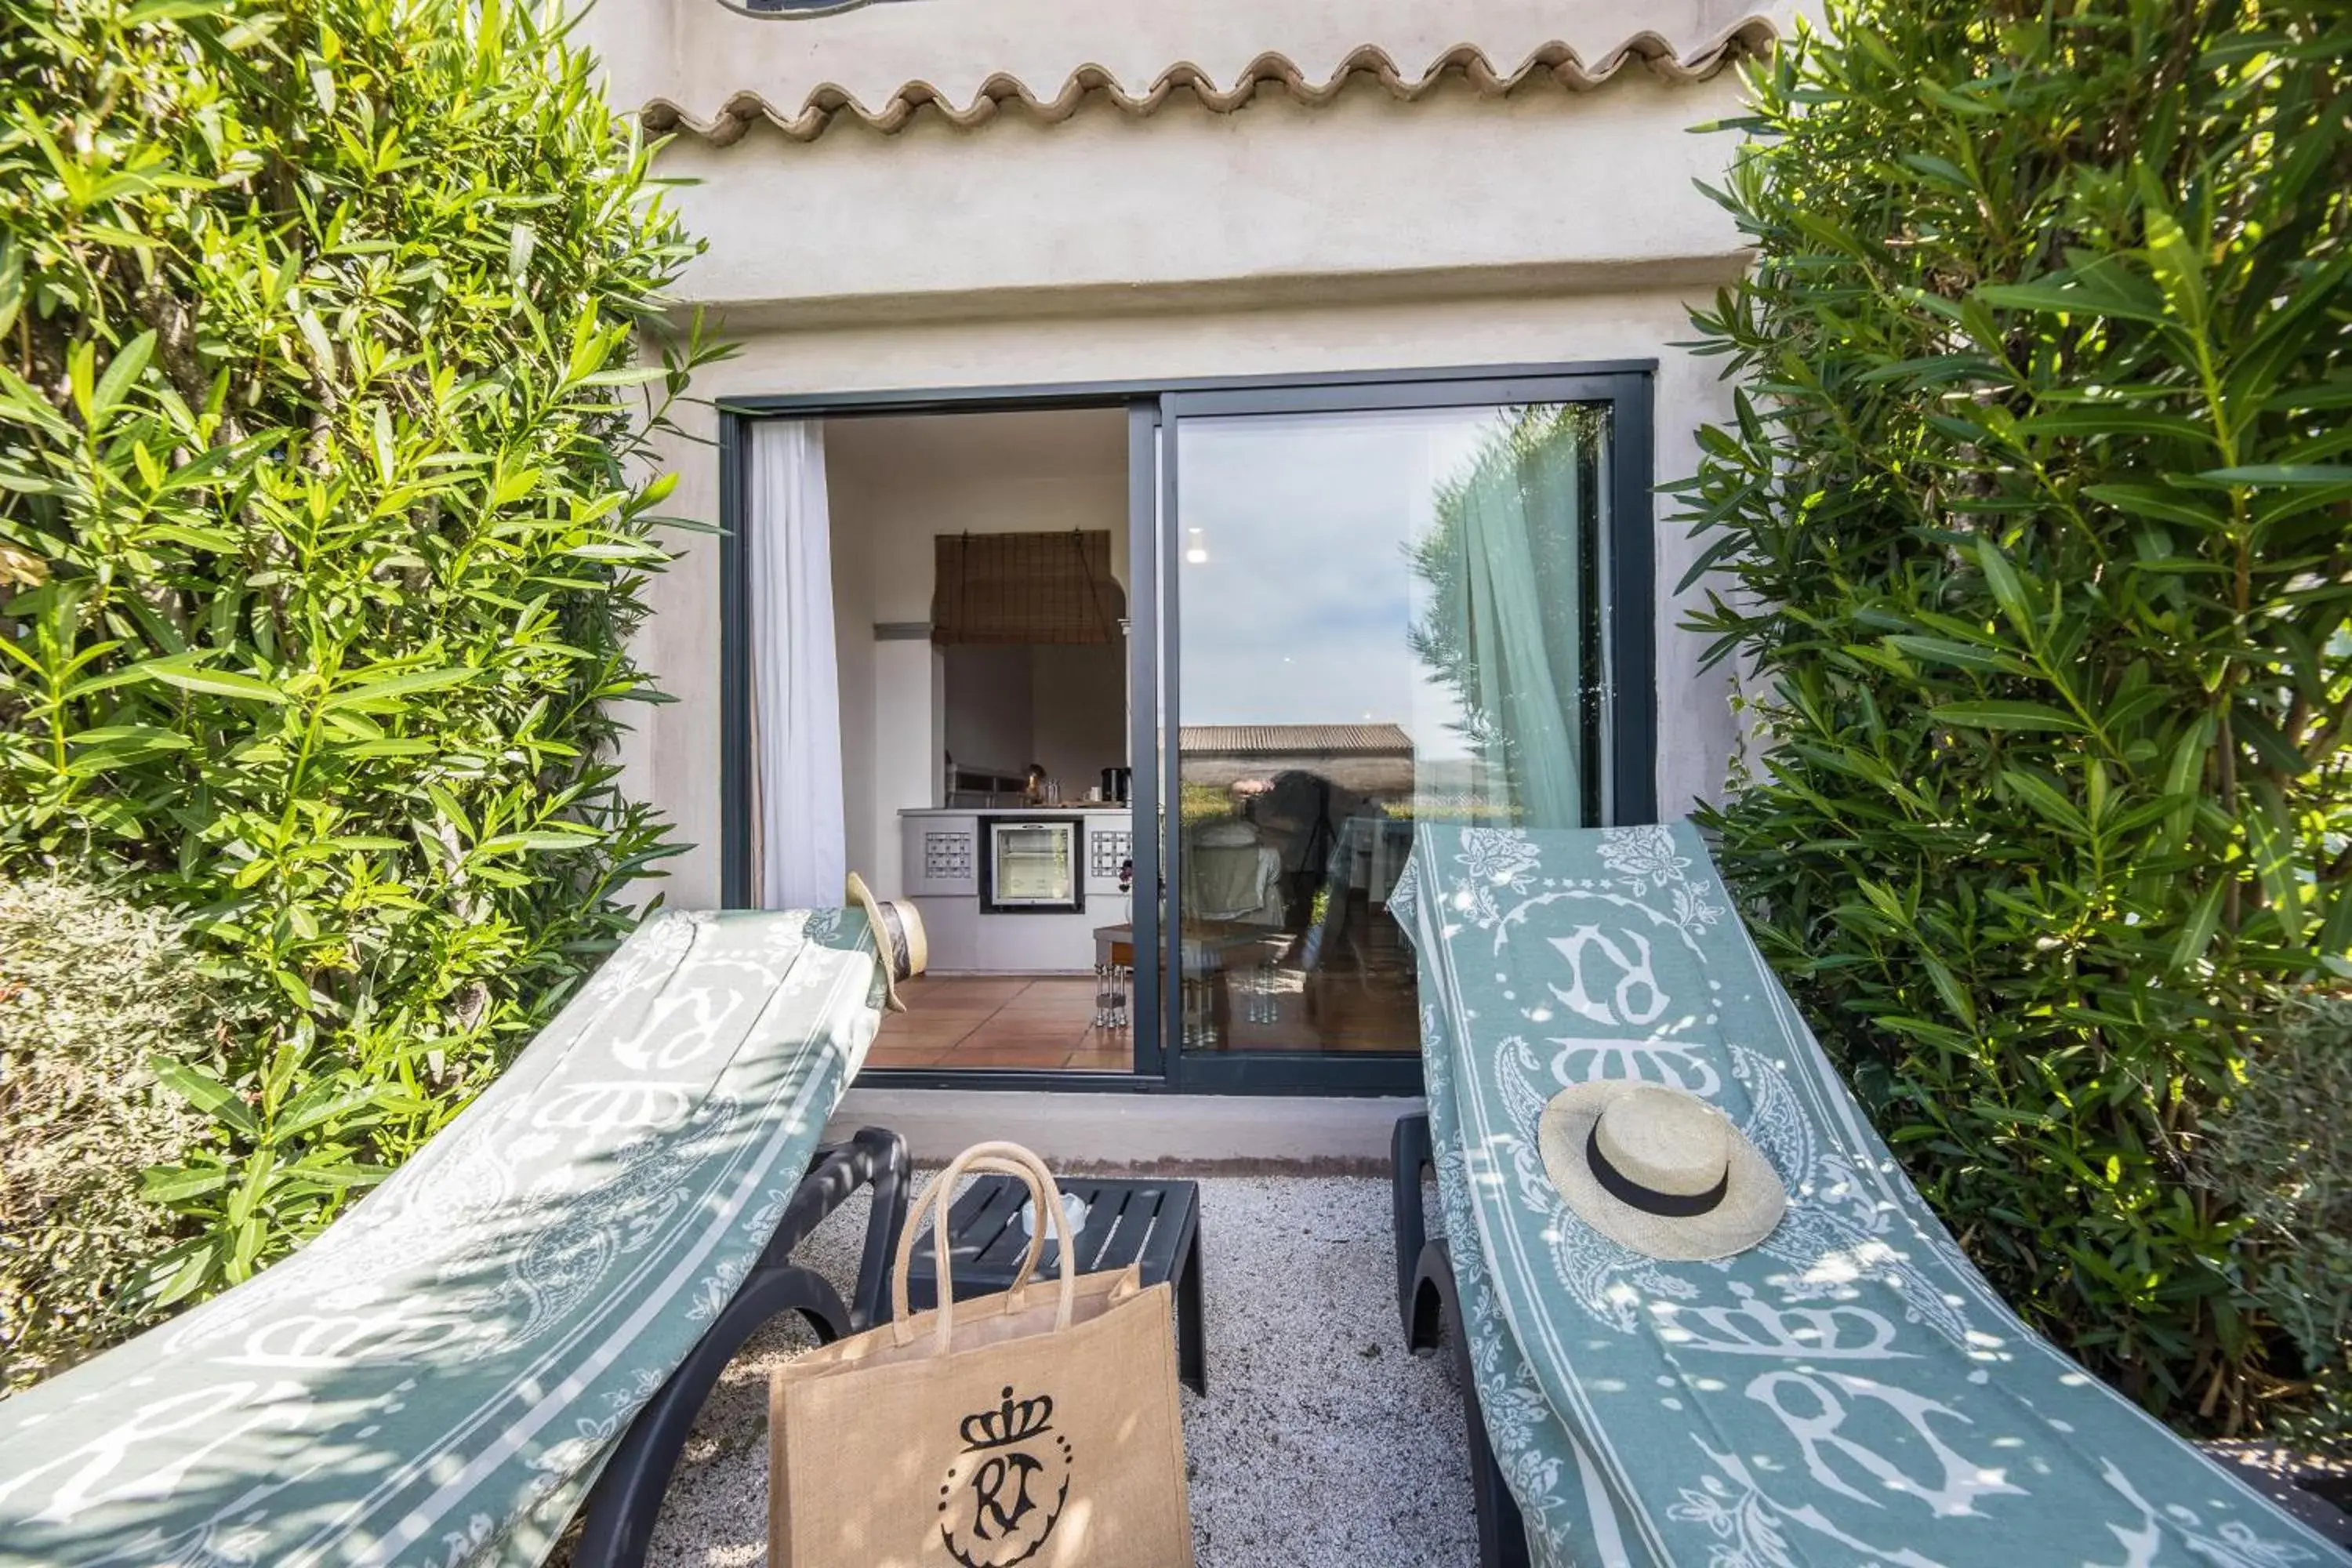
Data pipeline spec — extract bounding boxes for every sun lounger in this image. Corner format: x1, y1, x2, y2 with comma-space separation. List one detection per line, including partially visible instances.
1391, 822, 2342, 1567
0, 906, 909, 1568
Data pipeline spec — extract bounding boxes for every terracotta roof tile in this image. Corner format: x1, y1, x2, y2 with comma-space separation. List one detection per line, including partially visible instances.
1180, 723, 1415, 756
637, 22, 1780, 146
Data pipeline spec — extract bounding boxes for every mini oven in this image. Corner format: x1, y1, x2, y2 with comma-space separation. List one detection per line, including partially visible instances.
978, 815, 1086, 915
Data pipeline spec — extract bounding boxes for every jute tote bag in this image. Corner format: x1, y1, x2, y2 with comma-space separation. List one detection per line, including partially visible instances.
769, 1141, 1195, 1568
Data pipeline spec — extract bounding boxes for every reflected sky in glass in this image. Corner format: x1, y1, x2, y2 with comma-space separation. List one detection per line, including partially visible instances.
1176, 408, 1522, 761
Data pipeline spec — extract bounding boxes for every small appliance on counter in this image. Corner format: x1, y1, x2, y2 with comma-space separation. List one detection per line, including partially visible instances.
978, 815, 1085, 915
1100, 766, 1133, 804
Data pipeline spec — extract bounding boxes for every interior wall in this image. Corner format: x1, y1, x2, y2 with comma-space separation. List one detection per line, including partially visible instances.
1031, 642, 1127, 797
943, 644, 1036, 776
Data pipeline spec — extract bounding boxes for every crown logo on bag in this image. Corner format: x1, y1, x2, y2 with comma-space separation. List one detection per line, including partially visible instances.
941, 1384, 1073, 1567
960, 1385, 1057, 1451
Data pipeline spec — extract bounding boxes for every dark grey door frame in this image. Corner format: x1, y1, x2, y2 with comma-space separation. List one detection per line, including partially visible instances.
1149, 371, 1656, 1096
714, 360, 1659, 1097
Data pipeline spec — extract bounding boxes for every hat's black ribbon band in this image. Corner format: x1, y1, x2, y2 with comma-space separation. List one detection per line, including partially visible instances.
1587, 1124, 1730, 1218
871, 901, 913, 981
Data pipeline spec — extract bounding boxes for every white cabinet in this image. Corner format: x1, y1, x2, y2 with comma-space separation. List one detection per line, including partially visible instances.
897, 808, 1134, 973
902, 813, 979, 896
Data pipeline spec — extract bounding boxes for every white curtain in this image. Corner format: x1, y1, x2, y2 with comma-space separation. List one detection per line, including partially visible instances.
750, 420, 846, 910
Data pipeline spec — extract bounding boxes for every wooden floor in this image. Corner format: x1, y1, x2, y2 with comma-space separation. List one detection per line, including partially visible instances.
867, 976, 1133, 1073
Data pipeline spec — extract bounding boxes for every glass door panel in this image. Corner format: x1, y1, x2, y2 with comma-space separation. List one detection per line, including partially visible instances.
1171, 403, 1610, 1055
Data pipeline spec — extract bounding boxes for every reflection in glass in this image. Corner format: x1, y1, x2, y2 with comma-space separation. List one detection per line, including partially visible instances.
1173, 404, 1607, 1053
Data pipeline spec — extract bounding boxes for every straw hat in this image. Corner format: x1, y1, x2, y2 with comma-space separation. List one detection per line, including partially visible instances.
1537, 1081, 1786, 1261
844, 872, 927, 1014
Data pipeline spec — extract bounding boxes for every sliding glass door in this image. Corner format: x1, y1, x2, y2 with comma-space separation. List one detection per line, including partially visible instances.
1152, 376, 1651, 1091
720, 367, 1651, 1094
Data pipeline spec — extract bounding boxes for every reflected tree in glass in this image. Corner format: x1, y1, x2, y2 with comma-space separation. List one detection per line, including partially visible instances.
1406, 404, 1606, 829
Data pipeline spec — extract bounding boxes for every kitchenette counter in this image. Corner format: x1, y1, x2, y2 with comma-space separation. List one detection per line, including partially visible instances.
895, 806, 1132, 815
898, 806, 1135, 974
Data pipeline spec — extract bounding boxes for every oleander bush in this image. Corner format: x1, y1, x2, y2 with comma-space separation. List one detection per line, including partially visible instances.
0, 876, 223, 1391
1678, 0, 2352, 1432
2195, 994, 2352, 1454
0, 0, 719, 1332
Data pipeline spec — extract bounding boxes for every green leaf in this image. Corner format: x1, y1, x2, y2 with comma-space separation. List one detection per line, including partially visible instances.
0, 234, 20, 341
1978, 536, 2041, 645
2081, 484, 2225, 531
141, 1163, 232, 1204
2198, 464, 2352, 486
91, 330, 156, 422
1885, 635, 2022, 674
2016, 410, 2216, 445
274, 1083, 378, 1138
151, 1058, 260, 1139
320, 666, 477, 710
137, 655, 289, 703
147, 1241, 221, 1308
1977, 274, 2167, 325
2140, 200, 2209, 333
1920, 954, 1979, 1033
577, 365, 667, 389
1931, 701, 2083, 732
1999, 768, 2089, 834
70, 724, 194, 751
498, 828, 599, 851
2168, 880, 2227, 974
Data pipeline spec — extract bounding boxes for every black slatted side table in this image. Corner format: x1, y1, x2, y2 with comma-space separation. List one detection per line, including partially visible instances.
900, 1175, 1205, 1395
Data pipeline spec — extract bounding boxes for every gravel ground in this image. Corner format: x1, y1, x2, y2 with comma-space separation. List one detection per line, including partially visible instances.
2201, 1444, 2352, 1550
638, 1174, 1478, 1567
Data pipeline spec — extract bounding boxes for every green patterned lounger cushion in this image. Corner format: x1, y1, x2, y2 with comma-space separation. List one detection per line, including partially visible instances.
1395, 822, 2336, 1567
0, 908, 884, 1568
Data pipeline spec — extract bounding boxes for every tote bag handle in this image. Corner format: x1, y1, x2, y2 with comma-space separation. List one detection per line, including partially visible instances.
888, 1140, 1079, 1354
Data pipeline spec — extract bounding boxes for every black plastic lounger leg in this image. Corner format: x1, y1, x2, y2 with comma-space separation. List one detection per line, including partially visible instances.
1414, 1240, 1532, 1568
570, 1265, 847, 1568
1176, 1215, 1207, 1396
572, 1128, 912, 1568
1392, 1113, 1434, 1341
844, 1124, 911, 1330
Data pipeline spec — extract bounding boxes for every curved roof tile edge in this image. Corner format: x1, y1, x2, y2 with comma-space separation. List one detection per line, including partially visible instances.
638, 20, 1780, 146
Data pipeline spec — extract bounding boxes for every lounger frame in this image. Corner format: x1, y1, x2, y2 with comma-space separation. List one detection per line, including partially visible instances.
1394, 1112, 1530, 1568
573, 1125, 911, 1568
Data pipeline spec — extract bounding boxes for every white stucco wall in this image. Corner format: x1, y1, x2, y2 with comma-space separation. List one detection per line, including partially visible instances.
588, 0, 1789, 909
628, 291, 1744, 908
657, 75, 1755, 321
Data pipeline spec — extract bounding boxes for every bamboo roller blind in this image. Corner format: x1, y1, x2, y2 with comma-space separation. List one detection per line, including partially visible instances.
931, 529, 1122, 645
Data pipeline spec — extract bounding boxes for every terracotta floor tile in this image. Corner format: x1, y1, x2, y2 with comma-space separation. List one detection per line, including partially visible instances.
864, 975, 1136, 1076
961, 1022, 1087, 1054
900, 977, 1028, 1011
988, 1008, 1098, 1029
873, 1015, 983, 1050
992, 985, 1098, 1013
863, 1042, 952, 1068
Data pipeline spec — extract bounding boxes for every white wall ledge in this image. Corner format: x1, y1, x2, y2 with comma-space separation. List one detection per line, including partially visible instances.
684, 252, 1758, 331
